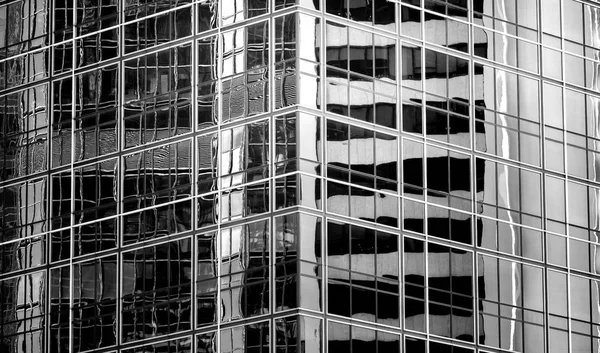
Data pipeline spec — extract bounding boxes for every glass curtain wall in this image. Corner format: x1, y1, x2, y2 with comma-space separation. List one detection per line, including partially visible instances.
1, 1, 600, 353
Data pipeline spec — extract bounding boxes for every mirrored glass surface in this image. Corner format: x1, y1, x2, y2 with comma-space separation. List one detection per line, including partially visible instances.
220, 219, 269, 322
72, 256, 118, 352
0, 271, 46, 353
121, 238, 192, 342
220, 321, 270, 353
0, 85, 48, 180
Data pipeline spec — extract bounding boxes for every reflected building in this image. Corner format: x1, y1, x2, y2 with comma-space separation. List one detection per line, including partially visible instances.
1, 1, 600, 353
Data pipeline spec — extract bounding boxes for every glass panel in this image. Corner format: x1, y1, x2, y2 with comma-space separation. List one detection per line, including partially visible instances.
122, 140, 192, 244
478, 254, 545, 352
74, 65, 119, 161
327, 220, 399, 325
428, 243, 474, 341
220, 219, 270, 322
121, 238, 192, 342
72, 256, 118, 352
0, 271, 46, 353
221, 321, 270, 352
124, 45, 192, 148
197, 231, 218, 326
1, 177, 47, 241
0, 85, 48, 180
275, 316, 322, 352
122, 337, 192, 353
404, 236, 425, 332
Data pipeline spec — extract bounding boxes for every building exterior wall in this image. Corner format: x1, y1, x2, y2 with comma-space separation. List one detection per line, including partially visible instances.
1, 0, 600, 353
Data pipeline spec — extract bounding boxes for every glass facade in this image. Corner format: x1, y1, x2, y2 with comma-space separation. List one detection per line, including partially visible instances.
1, 0, 600, 352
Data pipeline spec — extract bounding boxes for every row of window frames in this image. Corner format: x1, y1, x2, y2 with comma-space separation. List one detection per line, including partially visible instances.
4, 246, 600, 305
3, 223, 593, 286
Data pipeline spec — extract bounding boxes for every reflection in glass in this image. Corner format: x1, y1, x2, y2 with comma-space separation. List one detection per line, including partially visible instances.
1, 177, 47, 242
220, 220, 269, 322
275, 316, 322, 352
72, 256, 118, 352
328, 320, 401, 352
327, 220, 400, 326
75, 65, 119, 161
122, 337, 192, 353
122, 140, 192, 244
121, 239, 192, 342
0, 85, 48, 180
275, 213, 322, 311
0, 271, 46, 353
427, 243, 474, 341
220, 321, 270, 353
197, 232, 218, 326
479, 254, 544, 352
325, 21, 397, 128
124, 45, 192, 148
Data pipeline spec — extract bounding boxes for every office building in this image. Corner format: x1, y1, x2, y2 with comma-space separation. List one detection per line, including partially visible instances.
1, 0, 599, 352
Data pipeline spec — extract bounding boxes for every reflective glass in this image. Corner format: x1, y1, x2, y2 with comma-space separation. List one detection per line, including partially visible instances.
221, 21, 270, 122
124, 7, 191, 54
0, 177, 47, 241
275, 316, 322, 352
220, 321, 270, 353
122, 140, 192, 244
327, 220, 400, 326
275, 213, 322, 311
328, 320, 401, 352
72, 256, 118, 352
427, 243, 474, 341
0, 85, 48, 180
51, 77, 72, 167
197, 232, 217, 326
1, 1, 599, 352
75, 65, 119, 161
220, 219, 269, 322
124, 45, 192, 148
122, 337, 192, 353
121, 238, 192, 342
478, 254, 545, 352
325, 21, 397, 128
0, 271, 46, 353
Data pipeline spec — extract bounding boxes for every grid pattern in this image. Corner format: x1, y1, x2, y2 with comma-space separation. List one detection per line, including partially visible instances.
1, 0, 600, 353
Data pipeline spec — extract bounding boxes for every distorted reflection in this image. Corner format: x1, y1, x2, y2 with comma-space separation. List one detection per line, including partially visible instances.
275, 213, 322, 311
325, 21, 397, 128
0, 271, 46, 353
197, 232, 218, 326
122, 337, 192, 353
122, 140, 192, 244
75, 65, 119, 161
275, 316, 322, 352
124, 45, 192, 148
427, 243, 474, 341
0, 177, 47, 242
328, 321, 401, 352
327, 220, 400, 326
220, 220, 270, 322
220, 321, 269, 353
52, 78, 72, 167
198, 35, 218, 129
121, 239, 192, 342
478, 254, 544, 352
72, 257, 118, 352
221, 21, 269, 122
124, 0, 192, 54
0, 85, 48, 180
326, 0, 395, 29
221, 0, 268, 25
326, 120, 398, 192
